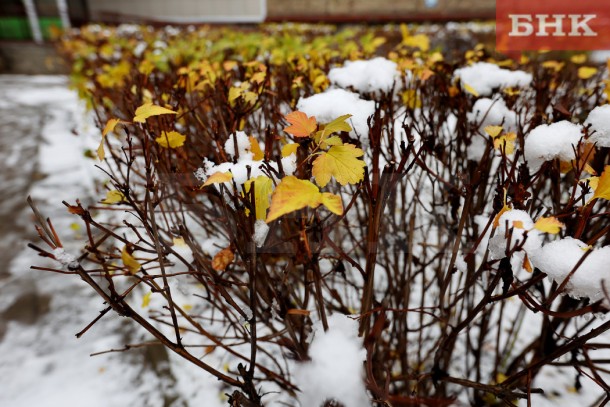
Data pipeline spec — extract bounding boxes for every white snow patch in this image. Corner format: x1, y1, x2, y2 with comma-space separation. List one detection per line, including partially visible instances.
328, 57, 398, 94
454, 62, 532, 96
297, 88, 375, 139
253, 220, 269, 247
524, 121, 583, 173
295, 314, 369, 407
585, 105, 610, 148
467, 97, 518, 160
533, 237, 610, 302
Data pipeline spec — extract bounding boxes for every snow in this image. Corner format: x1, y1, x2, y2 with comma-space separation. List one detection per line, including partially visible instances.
224, 131, 253, 161
524, 121, 583, 172
533, 238, 610, 302
253, 219, 269, 247
467, 97, 518, 160
584, 104, 610, 148
488, 210, 542, 259
488, 210, 542, 273
454, 62, 533, 97
297, 88, 375, 139
294, 314, 369, 407
328, 57, 398, 94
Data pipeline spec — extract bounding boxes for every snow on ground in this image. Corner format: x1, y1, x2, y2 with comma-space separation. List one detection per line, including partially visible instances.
0, 76, 223, 407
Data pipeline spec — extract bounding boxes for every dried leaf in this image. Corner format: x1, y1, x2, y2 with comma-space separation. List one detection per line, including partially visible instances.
312, 144, 366, 187
284, 111, 317, 138
212, 247, 234, 271
155, 131, 186, 148
133, 103, 177, 123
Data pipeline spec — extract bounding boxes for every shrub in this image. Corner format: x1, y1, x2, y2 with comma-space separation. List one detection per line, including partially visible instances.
30, 22, 610, 406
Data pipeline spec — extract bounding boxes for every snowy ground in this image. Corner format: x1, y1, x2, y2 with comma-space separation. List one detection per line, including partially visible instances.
0, 76, 223, 407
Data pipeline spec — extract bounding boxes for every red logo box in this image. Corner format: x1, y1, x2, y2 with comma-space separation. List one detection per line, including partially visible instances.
496, 0, 610, 51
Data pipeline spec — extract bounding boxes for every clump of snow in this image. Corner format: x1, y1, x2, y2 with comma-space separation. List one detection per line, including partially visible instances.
489, 210, 542, 259
297, 88, 375, 139
53, 247, 79, 269
294, 314, 369, 407
328, 57, 398, 94
253, 220, 269, 247
224, 131, 253, 161
454, 62, 533, 96
533, 237, 610, 302
584, 105, 610, 148
467, 97, 518, 160
524, 121, 583, 172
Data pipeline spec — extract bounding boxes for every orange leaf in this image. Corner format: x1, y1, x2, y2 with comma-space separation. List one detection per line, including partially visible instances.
287, 309, 311, 316
284, 111, 317, 138
212, 247, 234, 271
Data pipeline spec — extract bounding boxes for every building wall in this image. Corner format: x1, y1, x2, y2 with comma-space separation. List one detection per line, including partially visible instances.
266, 0, 495, 22
87, 0, 266, 23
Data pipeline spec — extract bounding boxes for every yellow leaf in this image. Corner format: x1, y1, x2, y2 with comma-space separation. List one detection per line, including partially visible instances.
155, 131, 186, 148
212, 247, 234, 271
542, 60, 564, 72
266, 176, 343, 222
250, 71, 266, 84
173, 237, 187, 247
593, 165, 610, 201
281, 143, 299, 157
402, 89, 421, 109
403, 33, 430, 51
103, 118, 121, 136
121, 245, 141, 274
133, 103, 177, 123
249, 136, 264, 160
320, 136, 343, 150
321, 114, 352, 138
484, 125, 503, 138
284, 111, 317, 138
228, 87, 243, 103
463, 82, 480, 97
97, 139, 106, 161
202, 171, 233, 188
534, 216, 564, 234
142, 291, 151, 308
101, 190, 125, 204
570, 54, 587, 64
512, 220, 525, 229
244, 175, 274, 220
578, 66, 598, 80
493, 132, 517, 155
266, 176, 322, 222
321, 192, 343, 216
312, 144, 366, 187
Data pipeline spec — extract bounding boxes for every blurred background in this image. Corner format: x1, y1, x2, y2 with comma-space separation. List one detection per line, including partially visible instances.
0, 0, 495, 74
